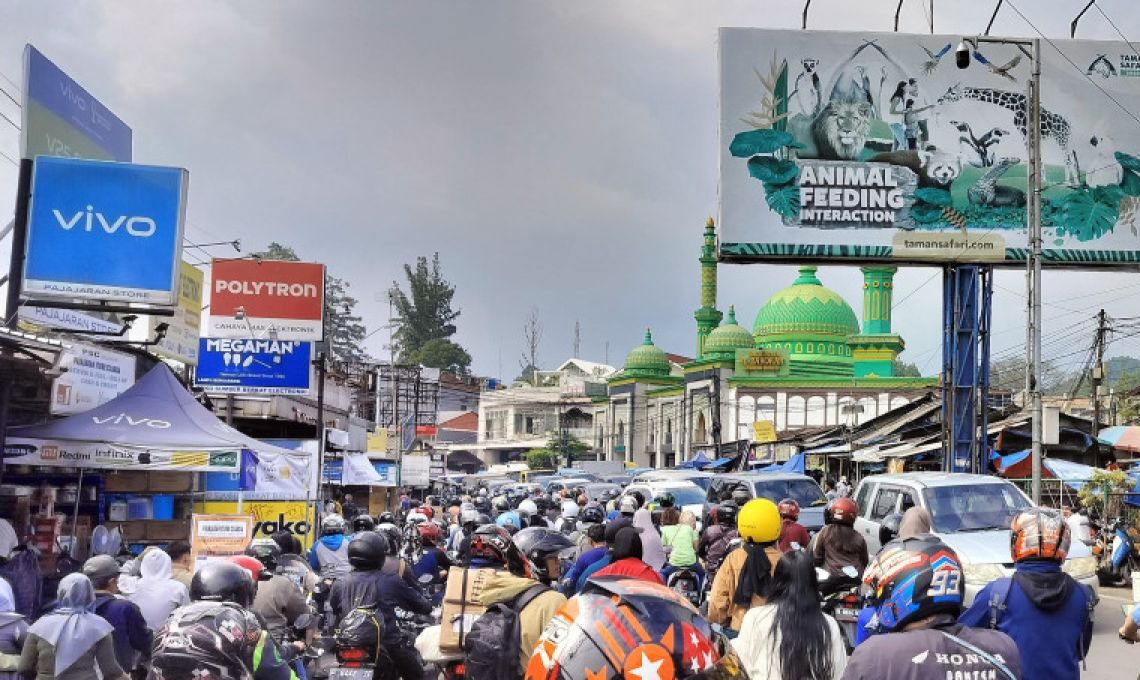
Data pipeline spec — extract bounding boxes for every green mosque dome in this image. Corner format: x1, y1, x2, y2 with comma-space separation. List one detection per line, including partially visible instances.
703, 306, 755, 360
622, 329, 671, 378
754, 267, 860, 339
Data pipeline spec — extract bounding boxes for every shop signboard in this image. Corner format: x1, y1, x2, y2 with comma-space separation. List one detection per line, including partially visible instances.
19, 306, 121, 334
207, 259, 325, 341
147, 262, 204, 365
719, 28, 1140, 267
194, 338, 313, 395
23, 157, 187, 304
204, 443, 317, 501
189, 514, 253, 569
401, 454, 430, 487
22, 44, 132, 162
202, 502, 313, 548
1, 441, 241, 472
752, 420, 777, 444
50, 342, 136, 416
734, 347, 791, 376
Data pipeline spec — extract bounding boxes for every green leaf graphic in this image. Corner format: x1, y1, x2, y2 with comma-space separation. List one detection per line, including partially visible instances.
913, 188, 953, 207
1121, 169, 1140, 197
1115, 151, 1140, 174
747, 156, 799, 184
763, 183, 800, 218
730, 129, 798, 157
1057, 190, 1119, 242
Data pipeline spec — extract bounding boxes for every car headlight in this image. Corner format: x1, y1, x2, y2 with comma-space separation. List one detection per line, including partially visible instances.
962, 562, 1005, 585
1062, 555, 1098, 581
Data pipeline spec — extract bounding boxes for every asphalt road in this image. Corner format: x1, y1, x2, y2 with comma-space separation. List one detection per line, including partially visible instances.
1084, 585, 1140, 679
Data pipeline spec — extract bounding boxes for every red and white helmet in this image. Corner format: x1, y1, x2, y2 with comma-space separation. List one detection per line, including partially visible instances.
777, 498, 801, 521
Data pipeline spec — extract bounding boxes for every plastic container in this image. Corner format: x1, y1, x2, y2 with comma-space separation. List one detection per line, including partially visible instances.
1131, 571, 1140, 604
108, 500, 128, 522
126, 497, 151, 520
150, 495, 175, 520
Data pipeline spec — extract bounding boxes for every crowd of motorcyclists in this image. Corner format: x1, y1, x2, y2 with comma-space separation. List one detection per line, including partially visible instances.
0, 477, 1125, 679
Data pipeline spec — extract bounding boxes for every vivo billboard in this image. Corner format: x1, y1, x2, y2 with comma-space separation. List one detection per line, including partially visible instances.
23, 156, 188, 305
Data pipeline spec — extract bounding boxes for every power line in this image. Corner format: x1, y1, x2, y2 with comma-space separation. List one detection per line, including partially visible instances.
0, 147, 18, 167
0, 108, 19, 131
1093, 3, 1140, 59
0, 84, 18, 109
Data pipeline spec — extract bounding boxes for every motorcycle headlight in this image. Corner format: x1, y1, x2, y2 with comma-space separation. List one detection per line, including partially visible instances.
962, 562, 1005, 585
1062, 555, 1098, 581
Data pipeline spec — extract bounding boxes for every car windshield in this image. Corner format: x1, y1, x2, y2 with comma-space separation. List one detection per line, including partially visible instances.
659, 485, 706, 507
922, 483, 1032, 533
639, 475, 711, 491
585, 483, 620, 499
752, 479, 829, 507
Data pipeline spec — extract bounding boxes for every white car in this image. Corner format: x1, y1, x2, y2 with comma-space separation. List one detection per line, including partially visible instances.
618, 480, 707, 529
852, 472, 1098, 605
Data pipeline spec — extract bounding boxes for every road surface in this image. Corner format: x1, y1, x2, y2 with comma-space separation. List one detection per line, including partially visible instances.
1084, 585, 1140, 679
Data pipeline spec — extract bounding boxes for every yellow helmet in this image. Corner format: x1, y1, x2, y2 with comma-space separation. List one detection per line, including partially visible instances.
738, 498, 781, 544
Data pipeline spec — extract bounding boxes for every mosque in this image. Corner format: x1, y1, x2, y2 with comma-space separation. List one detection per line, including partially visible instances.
593, 219, 938, 469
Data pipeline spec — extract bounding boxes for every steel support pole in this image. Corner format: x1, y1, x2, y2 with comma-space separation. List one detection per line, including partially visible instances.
1028, 38, 1044, 504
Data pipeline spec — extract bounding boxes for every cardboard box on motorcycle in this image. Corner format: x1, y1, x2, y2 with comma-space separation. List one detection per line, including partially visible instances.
439, 566, 498, 651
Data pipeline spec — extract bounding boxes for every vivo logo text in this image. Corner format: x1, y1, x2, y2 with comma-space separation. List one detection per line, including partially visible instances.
53, 205, 157, 238
91, 413, 172, 429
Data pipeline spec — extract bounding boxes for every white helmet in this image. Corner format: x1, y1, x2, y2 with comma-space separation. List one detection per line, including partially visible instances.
518, 499, 538, 517
561, 500, 580, 518
619, 496, 638, 514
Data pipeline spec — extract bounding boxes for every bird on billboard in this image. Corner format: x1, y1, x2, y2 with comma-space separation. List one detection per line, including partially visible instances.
919, 43, 953, 74
972, 50, 1022, 82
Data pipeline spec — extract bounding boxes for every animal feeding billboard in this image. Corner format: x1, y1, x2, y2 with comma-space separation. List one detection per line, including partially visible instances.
719, 28, 1140, 267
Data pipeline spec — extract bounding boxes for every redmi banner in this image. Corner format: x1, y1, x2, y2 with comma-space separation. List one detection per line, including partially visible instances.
207, 259, 325, 341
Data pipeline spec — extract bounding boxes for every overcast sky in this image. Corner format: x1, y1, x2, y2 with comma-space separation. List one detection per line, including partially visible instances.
2, 0, 1140, 381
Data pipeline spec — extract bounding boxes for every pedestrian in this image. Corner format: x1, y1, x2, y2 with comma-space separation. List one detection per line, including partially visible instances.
959, 508, 1094, 680
1060, 504, 1093, 546
81, 556, 151, 679
835, 476, 852, 499
733, 550, 847, 679
341, 493, 361, 520
709, 499, 783, 635
0, 578, 27, 680
632, 508, 666, 571
593, 528, 664, 584
164, 541, 194, 590
19, 573, 128, 680
844, 536, 1021, 679
127, 549, 190, 631
824, 481, 837, 502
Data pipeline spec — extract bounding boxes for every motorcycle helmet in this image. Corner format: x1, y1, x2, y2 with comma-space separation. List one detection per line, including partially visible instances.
320, 514, 347, 536
524, 577, 746, 680
862, 535, 963, 632
878, 513, 904, 547
228, 554, 269, 583
580, 505, 606, 525
737, 498, 780, 545
421, 506, 435, 520
460, 508, 480, 528
730, 488, 751, 507
417, 521, 443, 546
513, 527, 575, 585
352, 515, 376, 533
776, 498, 800, 521
715, 502, 738, 528
619, 496, 638, 515
518, 499, 539, 519
494, 497, 511, 514
470, 524, 530, 576
244, 538, 282, 572
1010, 507, 1070, 563
655, 493, 676, 509
474, 497, 492, 514
826, 497, 858, 527
271, 531, 303, 556
377, 511, 397, 525
377, 523, 402, 555
628, 490, 646, 510
347, 531, 389, 570
561, 500, 580, 519
477, 487, 489, 497
192, 561, 256, 607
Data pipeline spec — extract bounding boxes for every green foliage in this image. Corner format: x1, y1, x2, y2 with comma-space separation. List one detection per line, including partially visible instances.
1116, 151, 1140, 174
729, 129, 800, 157
547, 431, 592, 466
747, 156, 799, 184
1114, 370, 1140, 423
913, 188, 953, 207
1078, 469, 1131, 519
525, 448, 559, 470
390, 253, 470, 371
1053, 188, 1120, 242
892, 359, 922, 377
763, 183, 800, 219
910, 203, 944, 224
252, 242, 370, 364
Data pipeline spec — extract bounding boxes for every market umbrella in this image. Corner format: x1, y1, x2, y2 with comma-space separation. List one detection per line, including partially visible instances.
1097, 426, 1140, 453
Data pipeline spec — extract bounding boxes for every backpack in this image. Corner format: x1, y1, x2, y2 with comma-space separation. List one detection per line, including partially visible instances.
335, 606, 385, 659
463, 584, 550, 680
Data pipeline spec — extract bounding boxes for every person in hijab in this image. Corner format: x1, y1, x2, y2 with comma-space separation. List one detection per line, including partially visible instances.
0, 578, 27, 680
898, 506, 933, 539
632, 508, 666, 571
593, 528, 664, 585
19, 573, 127, 680
127, 549, 189, 631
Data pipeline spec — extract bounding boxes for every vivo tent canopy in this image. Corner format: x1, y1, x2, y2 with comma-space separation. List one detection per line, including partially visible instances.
3, 363, 307, 472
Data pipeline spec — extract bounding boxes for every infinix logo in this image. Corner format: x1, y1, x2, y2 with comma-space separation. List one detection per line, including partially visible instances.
53, 205, 157, 237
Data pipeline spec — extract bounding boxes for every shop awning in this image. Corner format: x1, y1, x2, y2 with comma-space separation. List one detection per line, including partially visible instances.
4, 363, 306, 472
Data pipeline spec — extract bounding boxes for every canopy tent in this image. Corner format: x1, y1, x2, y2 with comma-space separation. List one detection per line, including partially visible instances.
1099, 426, 1140, 453
4, 363, 307, 472
677, 451, 713, 469
991, 450, 1095, 491
752, 453, 806, 474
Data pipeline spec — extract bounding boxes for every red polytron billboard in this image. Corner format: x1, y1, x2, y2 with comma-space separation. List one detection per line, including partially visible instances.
208, 259, 325, 341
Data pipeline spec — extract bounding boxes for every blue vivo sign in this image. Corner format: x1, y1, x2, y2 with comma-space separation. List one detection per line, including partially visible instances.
23, 45, 132, 162
195, 338, 313, 395
23, 157, 187, 305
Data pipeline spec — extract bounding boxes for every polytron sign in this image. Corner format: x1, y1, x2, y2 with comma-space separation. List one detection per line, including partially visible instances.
208, 259, 325, 341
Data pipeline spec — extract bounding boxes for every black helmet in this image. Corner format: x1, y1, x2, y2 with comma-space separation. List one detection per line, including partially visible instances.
352, 515, 376, 533
271, 531, 303, 556
474, 497, 492, 514
191, 561, 256, 607
655, 493, 676, 509
730, 488, 751, 507
716, 502, 739, 527
245, 538, 282, 572
347, 532, 389, 570
321, 514, 347, 536
579, 505, 605, 525
376, 523, 402, 555
512, 527, 574, 585
82, 555, 120, 588
628, 490, 646, 509
378, 511, 396, 524
493, 497, 510, 513
879, 512, 904, 546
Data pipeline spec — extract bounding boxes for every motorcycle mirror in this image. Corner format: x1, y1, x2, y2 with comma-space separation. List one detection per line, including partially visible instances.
816, 567, 831, 581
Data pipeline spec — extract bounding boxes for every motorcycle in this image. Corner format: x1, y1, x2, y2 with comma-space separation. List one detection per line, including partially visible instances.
817, 567, 861, 653
1096, 517, 1140, 587
665, 567, 703, 609
415, 624, 466, 680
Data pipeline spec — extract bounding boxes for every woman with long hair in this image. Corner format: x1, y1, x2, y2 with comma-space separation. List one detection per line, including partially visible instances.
731, 550, 847, 680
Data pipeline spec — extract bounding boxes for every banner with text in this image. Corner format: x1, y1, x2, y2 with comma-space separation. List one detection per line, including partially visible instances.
50, 342, 136, 416
195, 338, 313, 395
190, 514, 253, 569
207, 259, 325, 341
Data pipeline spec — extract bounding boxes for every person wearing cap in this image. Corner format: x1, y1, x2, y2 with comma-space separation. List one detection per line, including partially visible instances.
592, 528, 664, 584
82, 556, 151, 679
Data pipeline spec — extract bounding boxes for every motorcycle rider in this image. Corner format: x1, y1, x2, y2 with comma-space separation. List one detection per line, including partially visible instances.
149, 560, 296, 680
708, 498, 782, 635
351, 514, 376, 538
376, 522, 420, 589
561, 523, 607, 594
812, 497, 868, 594
593, 527, 664, 584
846, 535, 1022, 679
328, 531, 431, 680
308, 514, 352, 579
245, 539, 310, 644
513, 527, 575, 586
776, 498, 810, 552
413, 522, 452, 603
575, 504, 606, 557
554, 500, 579, 536
959, 508, 1094, 680
494, 498, 522, 533
83, 555, 152, 679
698, 502, 740, 584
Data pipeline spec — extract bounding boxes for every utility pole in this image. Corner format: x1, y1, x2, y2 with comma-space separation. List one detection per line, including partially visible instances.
1092, 309, 1107, 442
1027, 38, 1044, 505
573, 321, 581, 358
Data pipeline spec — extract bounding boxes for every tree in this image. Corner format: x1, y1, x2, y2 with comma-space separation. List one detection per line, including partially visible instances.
406, 338, 472, 373
389, 253, 470, 371
547, 431, 591, 467
1078, 468, 1131, 520
251, 242, 370, 363
525, 448, 559, 470
892, 359, 922, 377
519, 307, 543, 384
1114, 370, 1140, 423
